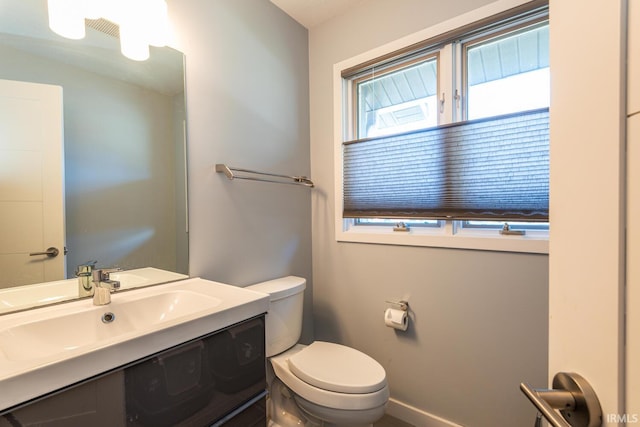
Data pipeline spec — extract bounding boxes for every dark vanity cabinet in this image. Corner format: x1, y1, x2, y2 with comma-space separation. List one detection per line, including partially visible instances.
0, 316, 267, 427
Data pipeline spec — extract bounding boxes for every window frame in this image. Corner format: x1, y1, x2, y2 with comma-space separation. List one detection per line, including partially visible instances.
351, 51, 441, 139
332, 0, 549, 254
460, 16, 550, 121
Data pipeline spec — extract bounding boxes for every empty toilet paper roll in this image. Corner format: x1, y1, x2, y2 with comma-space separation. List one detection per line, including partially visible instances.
384, 308, 408, 331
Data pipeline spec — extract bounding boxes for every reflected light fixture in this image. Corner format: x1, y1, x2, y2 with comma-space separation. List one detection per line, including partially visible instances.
47, 0, 169, 61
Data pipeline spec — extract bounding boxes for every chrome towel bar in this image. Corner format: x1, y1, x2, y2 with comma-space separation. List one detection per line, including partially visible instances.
215, 164, 314, 188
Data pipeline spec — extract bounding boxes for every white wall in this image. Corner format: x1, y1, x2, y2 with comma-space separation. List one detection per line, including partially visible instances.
549, 1, 627, 423
309, 1, 549, 426
168, 0, 313, 342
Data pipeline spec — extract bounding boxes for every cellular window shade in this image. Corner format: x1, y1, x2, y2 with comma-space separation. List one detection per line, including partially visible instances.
342, 108, 549, 221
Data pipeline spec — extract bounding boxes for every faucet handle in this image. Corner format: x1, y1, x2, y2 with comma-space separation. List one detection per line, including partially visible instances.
92, 268, 122, 283
91, 268, 122, 305
75, 260, 97, 277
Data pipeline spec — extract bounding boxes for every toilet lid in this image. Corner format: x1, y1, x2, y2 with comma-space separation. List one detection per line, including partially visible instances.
287, 341, 386, 394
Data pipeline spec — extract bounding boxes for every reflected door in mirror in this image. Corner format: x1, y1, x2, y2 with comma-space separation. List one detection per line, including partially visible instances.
0, 79, 65, 288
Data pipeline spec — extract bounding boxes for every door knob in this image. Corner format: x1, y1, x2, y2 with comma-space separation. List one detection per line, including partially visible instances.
29, 247, 60, 258
520, 372, 602, 427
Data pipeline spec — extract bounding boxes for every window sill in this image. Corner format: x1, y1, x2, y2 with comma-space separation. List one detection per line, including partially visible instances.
336, 222, 549, 254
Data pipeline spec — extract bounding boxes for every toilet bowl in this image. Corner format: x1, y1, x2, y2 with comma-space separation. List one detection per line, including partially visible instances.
246, 276, 389, 427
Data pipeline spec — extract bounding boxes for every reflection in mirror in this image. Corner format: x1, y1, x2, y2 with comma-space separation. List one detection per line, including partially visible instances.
0, 0, 188, 314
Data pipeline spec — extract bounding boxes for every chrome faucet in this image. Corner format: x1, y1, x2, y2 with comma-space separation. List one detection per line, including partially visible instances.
92, 268, 121, 305
75, 260, 97, 297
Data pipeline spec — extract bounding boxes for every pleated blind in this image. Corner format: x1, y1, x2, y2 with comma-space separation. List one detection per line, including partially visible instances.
342, 108, 549, 221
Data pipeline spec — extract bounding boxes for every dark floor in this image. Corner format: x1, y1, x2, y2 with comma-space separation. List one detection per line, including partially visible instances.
374, 414, 415, 427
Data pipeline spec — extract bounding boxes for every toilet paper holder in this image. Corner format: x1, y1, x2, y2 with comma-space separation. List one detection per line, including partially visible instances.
385, 300, 408, 311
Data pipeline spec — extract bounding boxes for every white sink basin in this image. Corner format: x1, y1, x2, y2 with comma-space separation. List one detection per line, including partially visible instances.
0, 289, 222, 362
0, 267, 189, 314
0, 279, 77, 313
0, 278, 269, 411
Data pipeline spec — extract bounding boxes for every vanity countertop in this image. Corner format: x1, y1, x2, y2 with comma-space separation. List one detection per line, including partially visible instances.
0, 277, 269, 412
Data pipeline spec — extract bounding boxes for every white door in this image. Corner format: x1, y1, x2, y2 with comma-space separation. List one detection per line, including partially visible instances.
627, 0, 640, 420
0, 79, 65, 288
547, 1, 634, 426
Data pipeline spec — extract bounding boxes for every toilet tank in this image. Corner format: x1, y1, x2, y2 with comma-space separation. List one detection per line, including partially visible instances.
245, 276, 306, 357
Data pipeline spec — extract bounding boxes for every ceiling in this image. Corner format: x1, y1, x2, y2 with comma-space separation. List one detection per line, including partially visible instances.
270, 0, 363, 29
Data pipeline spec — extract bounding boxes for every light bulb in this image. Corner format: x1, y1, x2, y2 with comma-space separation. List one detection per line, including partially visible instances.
47, 0, 85, 40
119, 23, 150, 61
146, 0, 169, 47
46, 0, 169, 61
84, 0, 102, 20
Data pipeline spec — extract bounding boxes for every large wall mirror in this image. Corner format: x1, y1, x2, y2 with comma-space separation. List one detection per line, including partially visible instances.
0, 0, 189, 313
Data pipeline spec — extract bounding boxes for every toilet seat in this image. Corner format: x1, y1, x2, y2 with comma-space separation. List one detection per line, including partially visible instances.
270, 344, 389, 411
288, 341, 386, 394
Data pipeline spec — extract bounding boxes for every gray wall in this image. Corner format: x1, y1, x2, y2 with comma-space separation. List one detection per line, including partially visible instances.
309, 1, 549, 426
168, 0, 313, 342
168, 0, 547, 424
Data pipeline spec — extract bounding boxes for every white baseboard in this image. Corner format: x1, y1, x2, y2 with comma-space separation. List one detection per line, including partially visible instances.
386, 398, 463, 427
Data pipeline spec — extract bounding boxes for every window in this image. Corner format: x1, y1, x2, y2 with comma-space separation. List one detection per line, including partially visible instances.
355, 55, 439, 138
464, 21, 549, 120
335, 1, 549, 253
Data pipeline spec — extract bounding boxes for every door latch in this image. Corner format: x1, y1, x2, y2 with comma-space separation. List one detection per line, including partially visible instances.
520, 372, 602, 427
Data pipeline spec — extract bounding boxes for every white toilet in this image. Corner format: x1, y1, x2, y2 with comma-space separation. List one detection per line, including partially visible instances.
247, 276, 389, 427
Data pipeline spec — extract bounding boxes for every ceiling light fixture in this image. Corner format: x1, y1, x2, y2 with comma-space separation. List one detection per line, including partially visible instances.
47, 0, 169, 61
